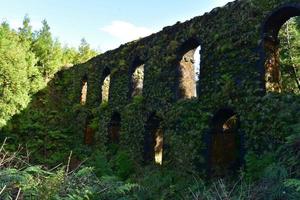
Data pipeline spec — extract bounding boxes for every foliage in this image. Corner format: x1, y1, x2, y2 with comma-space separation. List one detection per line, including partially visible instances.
110, 151, 136, 180
245, 151, 276, 181
0, 16, 98, 129
279, 17, 300, 93
0, 140, 141, 200
32, 20, 63, 81
1, 0, 300, 199
0, 22, 42, 128
74, 39, 98, 65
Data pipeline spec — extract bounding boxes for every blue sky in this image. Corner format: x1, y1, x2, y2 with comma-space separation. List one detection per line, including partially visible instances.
0, 0, 233, 52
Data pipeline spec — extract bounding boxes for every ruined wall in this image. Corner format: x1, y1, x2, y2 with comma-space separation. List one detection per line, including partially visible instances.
5, 0, 300, 172
179, 48, 198, 98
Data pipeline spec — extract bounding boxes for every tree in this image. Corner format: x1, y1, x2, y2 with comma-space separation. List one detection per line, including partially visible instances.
0, 23, 35, 128
0, 17, 99, 128
61, 45, 78, 68
18, 16, 44, 94
74, 38, 98, 64
18, 15, 33, 44
279, 17, 300, 93
32, 20, 63, 81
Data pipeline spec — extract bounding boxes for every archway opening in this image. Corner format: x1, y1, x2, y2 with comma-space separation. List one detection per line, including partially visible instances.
108, 112, 121, 144
278, 16, 300, 93
209, 108, 240, 177
143, 113, 163, 165
129, 58, 144, 98
84, 118, 95, 145
80, 75, 88, 105
101, 68, 111, 103
263, 6, 300, 93
177, 38, 201, 99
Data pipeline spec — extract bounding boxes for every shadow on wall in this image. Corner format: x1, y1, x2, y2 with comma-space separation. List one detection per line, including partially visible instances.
143, 113, 164, 165
84, 116, 95, 145
207, 108, 241, 178
108, 112, 121, 144
0, 66, 85, 166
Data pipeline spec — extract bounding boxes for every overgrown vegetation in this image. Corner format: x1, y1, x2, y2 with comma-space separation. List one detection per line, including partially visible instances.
1, 134, 299, 199
1, 1, 300, 199
279, 17, 300, 93
0, 16, 98, 128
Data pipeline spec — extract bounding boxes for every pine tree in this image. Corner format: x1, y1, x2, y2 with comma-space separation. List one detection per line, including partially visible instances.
74, 38, 98, 64
32, 20, 63, 82
0, 17, 99, 128
18, 16, 44, 94
61, 45, 78, 68
18, 15, 33, 44
0, 23, 34, 127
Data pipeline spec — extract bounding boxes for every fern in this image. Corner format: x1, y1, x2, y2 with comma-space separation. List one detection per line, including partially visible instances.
285, 179, 300, 192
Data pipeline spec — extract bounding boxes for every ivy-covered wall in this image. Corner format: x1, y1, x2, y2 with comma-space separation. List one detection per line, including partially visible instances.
3, 0, 300, 174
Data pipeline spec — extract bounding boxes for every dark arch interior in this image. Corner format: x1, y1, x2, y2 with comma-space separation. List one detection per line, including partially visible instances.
264, 6, 300, 39
178, 38, 200, 56
129, 57, 145, 98
177, 38, 201, 99
84, 117, 94, 145
209, 108, 240, 177
108, 112, 121, 144
263, 5, 300, 92
80, 75, 88, 105
211, 108, 236, 132
143, 113, 163, 165
100, 67, 111, 103
102, 67, 111, 79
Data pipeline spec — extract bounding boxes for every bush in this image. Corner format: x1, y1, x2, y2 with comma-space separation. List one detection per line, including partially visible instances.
111, 151, 135, 180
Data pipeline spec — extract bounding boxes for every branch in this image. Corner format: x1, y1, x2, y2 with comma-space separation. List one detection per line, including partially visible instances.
0, 185, 7, 196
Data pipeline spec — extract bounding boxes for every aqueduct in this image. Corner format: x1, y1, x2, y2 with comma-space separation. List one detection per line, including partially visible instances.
7, 0, 300, 175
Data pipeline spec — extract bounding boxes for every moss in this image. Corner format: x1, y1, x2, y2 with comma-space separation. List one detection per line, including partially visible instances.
3, 0, 300, 178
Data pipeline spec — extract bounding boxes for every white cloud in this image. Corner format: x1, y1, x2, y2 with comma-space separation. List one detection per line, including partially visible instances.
100, 20, 154, 43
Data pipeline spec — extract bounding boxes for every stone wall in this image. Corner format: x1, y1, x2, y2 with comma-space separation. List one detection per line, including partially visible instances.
6, 0, 300, 173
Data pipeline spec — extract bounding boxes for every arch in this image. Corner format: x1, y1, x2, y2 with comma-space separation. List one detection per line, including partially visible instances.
100, 67, 111, 103
263, 5, 300, 39
143, 113, 163, 165
84, 117, 95, 145
262, 4, 300, 92
108, 112, 121, 144
208, 108, 240, 177
80, 75, 88, 105
128, 57, 145, 99
177, 38, 201, 99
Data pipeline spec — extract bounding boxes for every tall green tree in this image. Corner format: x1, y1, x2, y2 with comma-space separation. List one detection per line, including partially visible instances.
74, 38, 98, 64
18, 16, 44, 94
0, 22, 37, 127
32, 20, 63, 81
279, 16, 300, 93
61, 45, 78, 67
0, 16, 99, 129
18, 15, 33, 44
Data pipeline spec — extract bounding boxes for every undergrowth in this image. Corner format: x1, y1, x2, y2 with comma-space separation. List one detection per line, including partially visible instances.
0, 134, 299, 200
